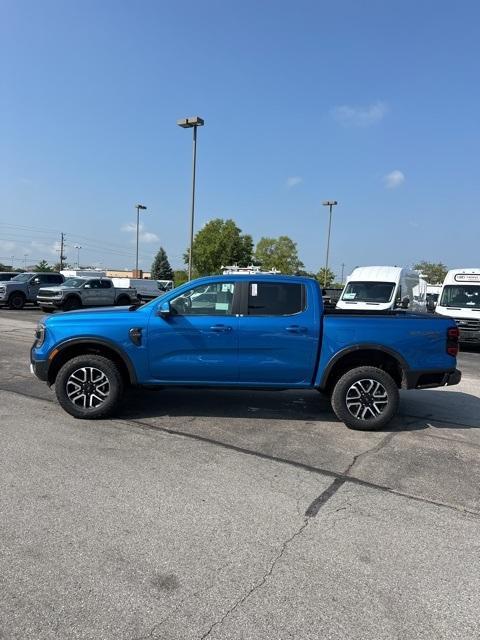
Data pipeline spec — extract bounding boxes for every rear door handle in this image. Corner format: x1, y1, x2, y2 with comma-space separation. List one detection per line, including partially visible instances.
286, 325, 307, 333
210, 324, 232, 332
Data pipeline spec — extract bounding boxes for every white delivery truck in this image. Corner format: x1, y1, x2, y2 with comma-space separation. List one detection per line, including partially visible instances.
435, 268, 480, 343
337, 266, 427, 312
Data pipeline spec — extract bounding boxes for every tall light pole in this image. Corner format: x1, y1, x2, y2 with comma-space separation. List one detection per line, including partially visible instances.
177, 116, 205, 281
135, 204, 147, 275
74, 245, 82, 269
322, 201, 338, 287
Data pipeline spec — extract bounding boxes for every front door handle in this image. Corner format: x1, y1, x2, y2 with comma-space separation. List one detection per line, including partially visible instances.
285, 325, 307, 333
210, 324, 232, 332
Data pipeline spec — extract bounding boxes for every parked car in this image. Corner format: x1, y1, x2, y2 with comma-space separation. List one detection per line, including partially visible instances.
0, 272, 18, 282
435, 268, 480, 343
0, 272, 64, 309
37, 277, 138, 312
110, 278, 166, 302
337, 266, 428, 313
31, 274, 461, 430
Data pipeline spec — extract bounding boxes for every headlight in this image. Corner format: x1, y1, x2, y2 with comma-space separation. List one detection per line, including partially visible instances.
34, 323, 46, 347
0, 286, 5, 293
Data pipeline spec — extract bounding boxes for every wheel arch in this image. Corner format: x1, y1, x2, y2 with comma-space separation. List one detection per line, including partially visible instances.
47, 338, 137, 386
319, 344, 408, 393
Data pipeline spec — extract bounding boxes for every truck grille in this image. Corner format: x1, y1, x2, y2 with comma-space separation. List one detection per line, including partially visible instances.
455, 318, 480, 331
38, 290, 57, 298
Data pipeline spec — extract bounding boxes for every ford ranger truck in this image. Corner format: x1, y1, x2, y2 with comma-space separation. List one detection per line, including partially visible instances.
0, 272, 64, 309
30, 275, 461, 430
37, 276, 138, 312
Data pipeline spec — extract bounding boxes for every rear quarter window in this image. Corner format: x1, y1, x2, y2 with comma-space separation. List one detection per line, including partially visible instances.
247, 282, 306, 316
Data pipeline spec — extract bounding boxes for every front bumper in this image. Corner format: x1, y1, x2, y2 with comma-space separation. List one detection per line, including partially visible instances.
37, 299, 62, 308
30, 345, 49, 382
405, 368, 462, 390
458, 328, 480, 343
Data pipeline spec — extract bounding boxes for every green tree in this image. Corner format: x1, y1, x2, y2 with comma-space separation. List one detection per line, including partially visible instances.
316, 267, 336, 287
33, 260, 52, 272
0, 262, 13, 271
185, 219, 253, 276
413, 261, 448, 285
173, 269, 189, 287
151, 247, 174, 280
254, 236, 304, 274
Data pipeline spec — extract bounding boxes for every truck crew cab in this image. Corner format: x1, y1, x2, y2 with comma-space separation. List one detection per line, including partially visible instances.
31, 274, 461, 430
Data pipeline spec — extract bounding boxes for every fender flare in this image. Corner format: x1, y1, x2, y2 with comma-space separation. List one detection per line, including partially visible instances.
49, 336, 137, 384
318, 343, 409, 389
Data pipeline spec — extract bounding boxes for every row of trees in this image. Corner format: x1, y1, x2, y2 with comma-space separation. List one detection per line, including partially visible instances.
149, 219, 338, 286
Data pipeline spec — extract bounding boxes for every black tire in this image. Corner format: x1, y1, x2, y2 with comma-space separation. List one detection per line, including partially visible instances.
41, 307, 54, 313
116, 295, 130, 306
8, 292, 26, 310
62, 296, 82, 311
331, 366, 399, 431
55, 354, 124, 419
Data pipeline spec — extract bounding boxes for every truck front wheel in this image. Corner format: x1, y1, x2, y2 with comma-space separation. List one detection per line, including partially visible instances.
55, 355, 124, 419
331, 366, 399, 431
62, 296, 82, 311
8, 292, 26, 310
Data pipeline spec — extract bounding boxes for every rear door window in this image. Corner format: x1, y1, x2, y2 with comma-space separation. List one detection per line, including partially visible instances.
100, 280, 112, 288
247, 282, 305, 316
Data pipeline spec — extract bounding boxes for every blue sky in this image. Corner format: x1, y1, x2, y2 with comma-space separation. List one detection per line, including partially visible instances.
1, 0, 479, 276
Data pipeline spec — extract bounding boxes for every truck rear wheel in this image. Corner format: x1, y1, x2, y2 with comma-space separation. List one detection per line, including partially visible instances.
331, 366, 399, 431
55, 354, 124, 419
116, 295, 131, 306
8, 292, 26, 310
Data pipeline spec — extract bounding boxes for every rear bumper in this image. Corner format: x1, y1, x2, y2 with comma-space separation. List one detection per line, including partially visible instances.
405, 368, 461, 390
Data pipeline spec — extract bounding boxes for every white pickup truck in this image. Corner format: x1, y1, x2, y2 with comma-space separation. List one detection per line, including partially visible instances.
37, 277, 138, 312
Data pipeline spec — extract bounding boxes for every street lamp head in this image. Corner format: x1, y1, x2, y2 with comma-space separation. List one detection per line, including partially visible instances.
322, 200, 338, 207
136, 204, 147, 211
177, 116, 205, 128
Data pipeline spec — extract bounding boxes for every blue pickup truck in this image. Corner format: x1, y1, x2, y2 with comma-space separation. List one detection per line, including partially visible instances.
31, 274, 461, 430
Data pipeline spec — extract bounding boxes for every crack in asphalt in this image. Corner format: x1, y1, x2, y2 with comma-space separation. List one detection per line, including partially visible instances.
2, 386, 480, 518
199, 518, 310, 640
343, 431, 398, 476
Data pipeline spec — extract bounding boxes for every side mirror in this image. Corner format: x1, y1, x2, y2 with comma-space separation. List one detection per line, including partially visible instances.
401, 296, 410, 309
427, 299, 436, 312
84, 283, 91, 289
32, 277, 40, 285
158, 301, 171, 317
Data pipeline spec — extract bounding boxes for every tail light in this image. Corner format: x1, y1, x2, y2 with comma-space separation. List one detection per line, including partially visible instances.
447, 326, 459, 357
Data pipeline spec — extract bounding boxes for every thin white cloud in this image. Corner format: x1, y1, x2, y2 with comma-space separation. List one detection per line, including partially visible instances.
286, 176, 303, 188
140, 231, 159, 243
332, 101, 388, 127
121, 222, 159, 243
383, 169, 405, 189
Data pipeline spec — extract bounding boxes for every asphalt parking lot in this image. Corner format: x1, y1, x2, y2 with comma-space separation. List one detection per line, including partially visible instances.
1, 307, 479, 639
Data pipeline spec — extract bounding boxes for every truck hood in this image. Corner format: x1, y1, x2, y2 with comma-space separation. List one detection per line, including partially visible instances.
38, 286, 73, 293
44, 305, 145, 325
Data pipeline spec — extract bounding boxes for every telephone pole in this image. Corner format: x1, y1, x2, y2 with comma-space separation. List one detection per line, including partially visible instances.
341, 263, 345, 284
59, 233, 66, 270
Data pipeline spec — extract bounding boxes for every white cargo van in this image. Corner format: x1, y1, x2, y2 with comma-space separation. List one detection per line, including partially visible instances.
337, 266, 427, 312
435, 269, 480, 343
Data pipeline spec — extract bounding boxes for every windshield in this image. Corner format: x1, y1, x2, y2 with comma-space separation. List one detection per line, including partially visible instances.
62, 278, 86, 288
342, 281, 396, 303
11, 273, 32, 282
440, 285, 480, 309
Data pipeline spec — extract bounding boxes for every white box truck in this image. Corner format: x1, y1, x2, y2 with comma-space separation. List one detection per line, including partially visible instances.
435, 269, 480, 343
336, 266, 427, 312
